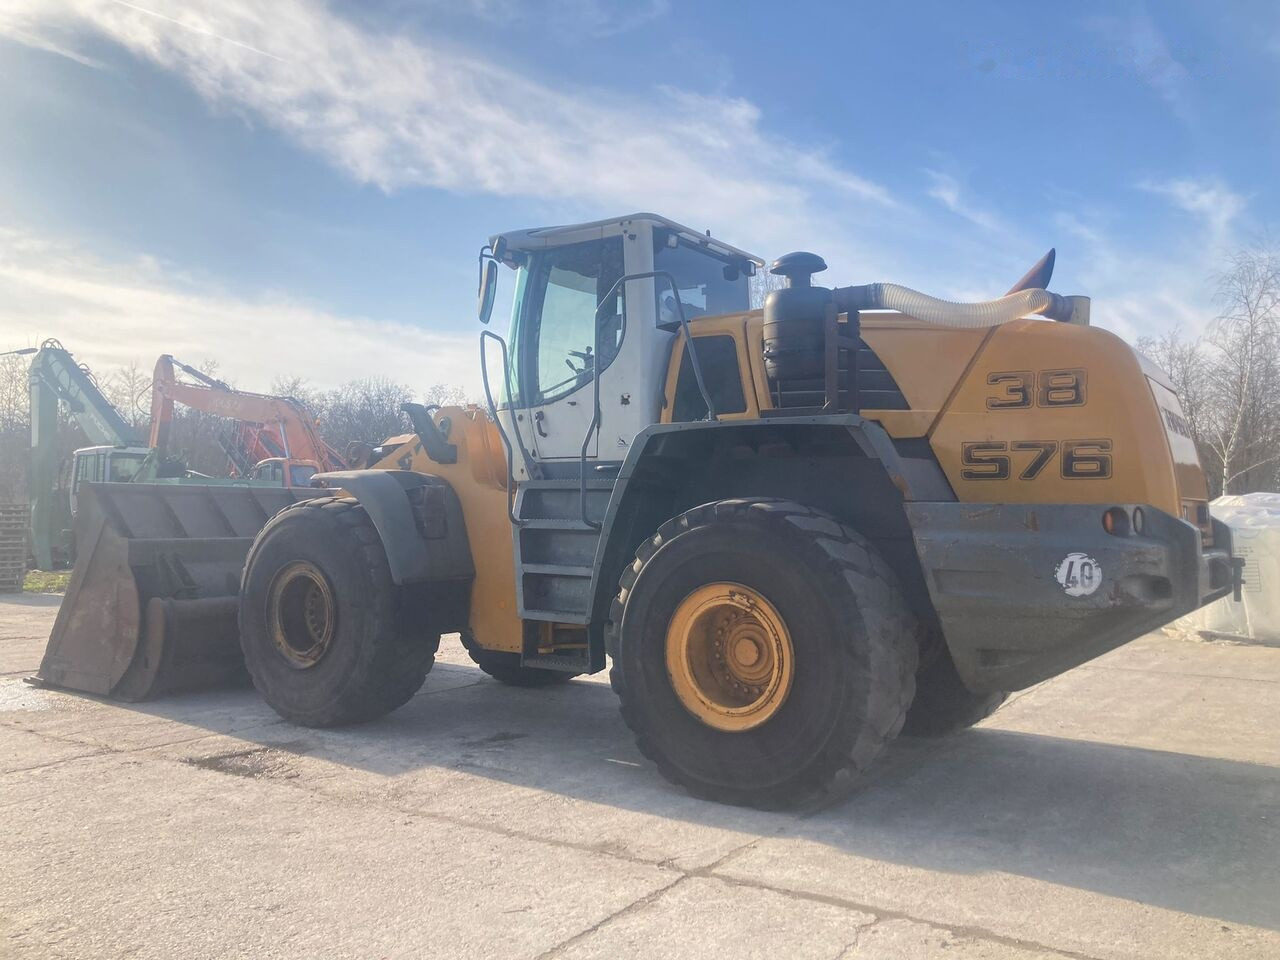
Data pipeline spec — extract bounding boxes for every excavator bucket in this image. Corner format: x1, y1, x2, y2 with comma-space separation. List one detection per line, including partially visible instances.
36, 482, 322, 701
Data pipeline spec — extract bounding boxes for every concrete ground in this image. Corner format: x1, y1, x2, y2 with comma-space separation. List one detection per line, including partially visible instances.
1, 593, 1277, 960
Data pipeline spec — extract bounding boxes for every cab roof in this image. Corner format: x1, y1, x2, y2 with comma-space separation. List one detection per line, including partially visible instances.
490, 213, 763, 268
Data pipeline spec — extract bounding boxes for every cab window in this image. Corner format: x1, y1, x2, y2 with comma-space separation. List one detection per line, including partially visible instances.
654, 231, 750, 327
671, 336, 747, 421
253, 462, 284, 483
289, 464, 317, 486
520, 237, 625, 405
108, 453, 146, 483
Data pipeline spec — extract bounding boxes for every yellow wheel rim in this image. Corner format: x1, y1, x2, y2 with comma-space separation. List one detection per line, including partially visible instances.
268, 561, 336, 669
665, 582, 794, 732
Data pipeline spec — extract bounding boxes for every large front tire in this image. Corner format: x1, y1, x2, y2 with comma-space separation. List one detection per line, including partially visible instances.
239, 497, 438, 727
608, 499, 919, 808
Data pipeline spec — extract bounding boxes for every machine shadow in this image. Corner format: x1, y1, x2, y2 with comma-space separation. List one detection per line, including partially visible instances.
124, 658, 1280, 932
5, 593, 64, 609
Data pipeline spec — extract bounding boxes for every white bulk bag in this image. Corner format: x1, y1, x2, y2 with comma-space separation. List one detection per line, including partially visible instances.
1174, 493, 1280, 643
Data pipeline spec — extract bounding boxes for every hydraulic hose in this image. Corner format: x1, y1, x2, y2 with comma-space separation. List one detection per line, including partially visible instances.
833, 283, 1075, 328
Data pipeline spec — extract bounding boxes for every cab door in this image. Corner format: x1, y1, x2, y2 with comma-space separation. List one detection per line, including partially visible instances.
70, 451, 104, 518
508, 225, 660, 471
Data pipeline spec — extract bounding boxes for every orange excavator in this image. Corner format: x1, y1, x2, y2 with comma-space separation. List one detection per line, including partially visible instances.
150, 355, 346, 487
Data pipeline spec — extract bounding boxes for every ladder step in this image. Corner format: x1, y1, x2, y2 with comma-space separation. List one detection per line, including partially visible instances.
520, 478, 615, 490
522, 608, 590, 625
522, 563, 594, 578
521, 519, 597, 531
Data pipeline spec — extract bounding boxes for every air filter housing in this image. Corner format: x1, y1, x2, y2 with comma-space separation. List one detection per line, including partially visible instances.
762, 252, 835, 382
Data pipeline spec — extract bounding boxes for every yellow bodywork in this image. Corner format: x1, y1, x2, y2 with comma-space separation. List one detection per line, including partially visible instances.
381, 311, 1205, 657
372, 408, 525, 653
662, 310, 1207, 520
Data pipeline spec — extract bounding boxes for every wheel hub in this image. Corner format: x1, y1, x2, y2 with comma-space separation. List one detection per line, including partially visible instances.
267, 561, 336, 669
665, 582, 794, 732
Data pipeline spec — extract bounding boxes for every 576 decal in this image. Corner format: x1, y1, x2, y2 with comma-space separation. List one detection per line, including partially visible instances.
960, 439, 1113, 480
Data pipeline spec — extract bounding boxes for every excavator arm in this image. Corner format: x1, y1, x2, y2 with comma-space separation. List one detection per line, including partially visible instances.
149, 356, 345, 473
28, 340, 147, 569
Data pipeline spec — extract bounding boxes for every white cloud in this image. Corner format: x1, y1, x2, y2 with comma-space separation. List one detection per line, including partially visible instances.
0, 224, 479, 394
448, 0, 671, 38
0, 0, 892, 263
0, 0, 1256, 357
924, 170, 1006, 233
1051, 205, 1219, 343
1088, 8, 1193, 120
1140, 177, 1246, 247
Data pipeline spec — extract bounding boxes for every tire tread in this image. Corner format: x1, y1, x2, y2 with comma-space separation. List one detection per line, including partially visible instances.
607, 497, 920, 807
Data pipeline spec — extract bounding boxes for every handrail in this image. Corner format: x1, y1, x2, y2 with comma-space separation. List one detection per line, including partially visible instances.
578, 270, 716, 529
479, 329, 530, 526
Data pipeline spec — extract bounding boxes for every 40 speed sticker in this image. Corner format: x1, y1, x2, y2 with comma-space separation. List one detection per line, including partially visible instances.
1055, 553, 1102, 597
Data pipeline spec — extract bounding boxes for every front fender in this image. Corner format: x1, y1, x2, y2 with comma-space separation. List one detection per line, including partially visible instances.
311, 470, 474, 584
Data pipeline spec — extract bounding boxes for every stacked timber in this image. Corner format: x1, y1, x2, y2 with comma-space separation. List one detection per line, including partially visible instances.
0, 503, 28, 592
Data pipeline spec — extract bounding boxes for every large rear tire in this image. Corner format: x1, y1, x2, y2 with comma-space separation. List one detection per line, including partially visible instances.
239, 497, 438, 727
902, 644, 1007, 737
608, 499, 919, 808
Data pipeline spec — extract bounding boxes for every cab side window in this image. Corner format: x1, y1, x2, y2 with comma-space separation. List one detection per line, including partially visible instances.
672, 336, 747, 421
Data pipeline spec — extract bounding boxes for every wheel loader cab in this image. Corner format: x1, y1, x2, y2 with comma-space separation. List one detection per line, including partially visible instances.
487, 214, 761, 472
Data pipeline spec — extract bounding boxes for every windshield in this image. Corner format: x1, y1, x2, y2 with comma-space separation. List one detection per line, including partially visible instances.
653, 232, 750, 324
107, 452, 147, 482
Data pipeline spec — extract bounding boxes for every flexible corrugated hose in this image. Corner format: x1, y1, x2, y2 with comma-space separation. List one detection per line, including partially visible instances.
834, 283, 1073, 327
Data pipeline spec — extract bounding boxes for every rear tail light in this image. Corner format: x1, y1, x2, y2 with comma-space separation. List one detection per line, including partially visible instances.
1103, 507, 1130, 536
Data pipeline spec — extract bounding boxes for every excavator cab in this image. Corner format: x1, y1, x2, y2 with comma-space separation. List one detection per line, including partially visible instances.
249, 457, 321, 487
68, 445, 151, 518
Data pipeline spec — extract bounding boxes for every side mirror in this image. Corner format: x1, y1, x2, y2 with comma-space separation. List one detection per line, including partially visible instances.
477, 257, 498, 325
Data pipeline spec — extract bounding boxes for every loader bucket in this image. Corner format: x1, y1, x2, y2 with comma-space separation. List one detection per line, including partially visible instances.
36, 482, 323, 701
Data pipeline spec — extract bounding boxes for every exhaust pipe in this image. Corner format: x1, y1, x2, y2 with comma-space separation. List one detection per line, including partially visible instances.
36, 481, 322, 701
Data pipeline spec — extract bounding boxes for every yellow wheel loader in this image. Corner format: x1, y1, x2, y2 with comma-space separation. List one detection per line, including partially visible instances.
38, 213, 1240, 808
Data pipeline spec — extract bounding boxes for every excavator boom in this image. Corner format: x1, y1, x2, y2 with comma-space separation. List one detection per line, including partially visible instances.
149, 355, 345, 474
27, 340, 147, 569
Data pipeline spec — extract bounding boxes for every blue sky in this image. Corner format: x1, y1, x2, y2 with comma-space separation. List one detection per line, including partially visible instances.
0, 0, 1273, 392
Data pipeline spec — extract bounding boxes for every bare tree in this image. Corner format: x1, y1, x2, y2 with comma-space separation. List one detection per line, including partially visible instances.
749, 269, 787, 310
269, 374, 319, 410
311, 377, 416, 451
422, 383, 473, 407
1200, 246, 1280, 494
102, 361, 152, 432
0, 355, 30, 500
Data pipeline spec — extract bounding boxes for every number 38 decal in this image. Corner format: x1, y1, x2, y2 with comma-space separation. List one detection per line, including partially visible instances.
960, 439, 1113, 481
987, 369, 1086, 409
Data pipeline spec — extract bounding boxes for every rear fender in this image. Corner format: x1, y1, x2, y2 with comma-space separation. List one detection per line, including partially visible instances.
310, 470, 474, 584
585, 414, 940, 658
